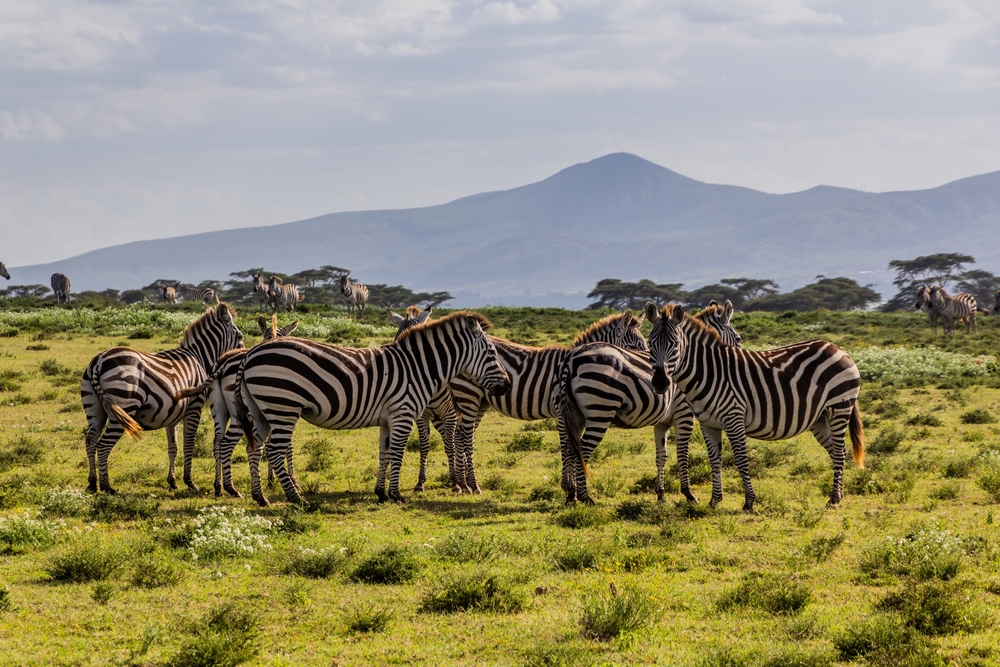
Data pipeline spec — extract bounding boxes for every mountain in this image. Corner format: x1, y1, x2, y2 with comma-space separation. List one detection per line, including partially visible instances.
10, 153, 1000, 308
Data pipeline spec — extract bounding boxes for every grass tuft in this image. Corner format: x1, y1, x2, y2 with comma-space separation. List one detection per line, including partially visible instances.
555, 505, 609, 529
352, 545, 421, 584
717, 572, 811, 615
876, 581, 982, 636
90, 494, 160, 522
833, 615, 942, 667
344, 602, 393, 633
130, 553, 185, 589
168, 602, 261, 667
45, 533, 128, 583
506, 432, 545, 452
580, 581, 659, 641
434, 532, 500, 563
282, 546, 348, 578
960, 408, 996, 425
420, 571, 527, 614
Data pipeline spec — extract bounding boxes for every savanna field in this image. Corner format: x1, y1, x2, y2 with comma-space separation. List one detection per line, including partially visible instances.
3, 305, 1000, 666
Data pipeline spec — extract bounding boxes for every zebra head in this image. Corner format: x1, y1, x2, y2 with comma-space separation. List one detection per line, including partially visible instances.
256, 314, 299, 340
915, 285, 931, 310
928, 285, 945, 308
340, 273, 351, 293
388, 306, 432, 341
696, 300, 742, 348
572, 309, 647, 352
451, 313, 510, 397
644, 302, 687, 394
0, 262, 8, 280
267, 275, 283, 293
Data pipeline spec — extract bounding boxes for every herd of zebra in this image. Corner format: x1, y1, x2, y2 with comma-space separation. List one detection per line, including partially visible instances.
914, 284, 998, 334
0, 266, 72, 305
79, 296, 865, 513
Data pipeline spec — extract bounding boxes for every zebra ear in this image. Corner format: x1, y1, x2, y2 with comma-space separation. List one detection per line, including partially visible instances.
256, 315, 269, 334
644, 302, 660, 322
387, 309, 405, 327
279, 321, 299, 336
724, 300, 734, 322
670, 304, 685, 323
416, 308, 432, 324
465, 316, 484, 337
709, 300, 719, 307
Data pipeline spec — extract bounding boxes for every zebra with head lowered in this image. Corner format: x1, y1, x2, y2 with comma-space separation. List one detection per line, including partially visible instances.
340, 274, 369, 319
0, 263, 9, 280
174, 315, 298, 504
929, 285, 985, 334
556, 301, 743, 504
235, 312, 511, 504
448, 310, 649, 494
51, 273, 71, 305
266, 275, 304, 313
81, 303, 245, 494
645, 302, 864, 512
174, 282, 218, 305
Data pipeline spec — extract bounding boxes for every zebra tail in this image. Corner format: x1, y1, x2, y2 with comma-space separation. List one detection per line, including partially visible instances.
849, 402, 865, 469
557, 365, 589, 480
108, 403, 143, 439
233, 362, 257, 454
978, 307, 989, 314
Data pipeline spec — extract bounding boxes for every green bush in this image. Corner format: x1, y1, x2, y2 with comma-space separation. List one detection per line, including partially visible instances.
942, 457, 975, 478
0, 511, 63, 554
907, 413, 943, 427
833, 615, 941, 666
90, 494, 160, 522
130, 554, 185, 588
0, 585, 14, 613
507, 432, 545, 452
555, 505, 610, 529
91, 582, 116, 605
859, 526, 964, 581
929, 481, 960, 501
0, 370, 25, 392
529, 485, 559, 502
555, 542, 607, 571
434, 532, 500, 563
169, 603, 261, 667
961, 408, 996, 425
344, 602, 393, 634
759, 647, 835, 667
977, 451, 1000, 501
38, 358, 71, 376
420, 571, 527, 614
0, 435, 44, 470
45, 533, 128, 583
802, 534, 845, 563
580, 581, 659, 641
522, 643, 597, 667
717, 572, 811, 615
615, 499, 653, 521
669, 452, 711, 485
876, 582, 981, 636
352, 546, 421, 584
869, 424, 906, 455
283, 546, 348, 578
482, 472, 519, 495
521, 418, 558, 432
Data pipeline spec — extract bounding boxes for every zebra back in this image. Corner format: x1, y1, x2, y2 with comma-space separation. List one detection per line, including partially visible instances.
51, 273, 71, 304
572, 310, 647, 351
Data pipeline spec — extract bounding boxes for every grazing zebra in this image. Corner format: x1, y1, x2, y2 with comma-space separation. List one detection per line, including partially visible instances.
266, 275, 304, 313
929, 285, 984, 334
387, 306, 461, 492
80, 303, 244, 494
162, 284, 177, 304
174, 282, 218, 305
234, 312, 511, 504
644, 302, 864, 512
252, 273, 270, 311
0, 262, 9, 280
555, 302, 742, 504
448, 310, 649, 494
174, 315, 298, 504
51, 273, 71, 305
340, 274, 369, 319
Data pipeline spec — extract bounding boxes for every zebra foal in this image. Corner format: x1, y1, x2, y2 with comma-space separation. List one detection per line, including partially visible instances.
51, 273, 71, 305
645, 302, 864, 512
80, 303, 244, 494
235, 312, 511, 504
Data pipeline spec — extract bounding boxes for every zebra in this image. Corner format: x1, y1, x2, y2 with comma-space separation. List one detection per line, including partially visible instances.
252, 273, 270, 311
914, 285, 942, 334
644, 302, 865, 512
162, 284, 177, 304
266, 275, 304, 313
51, 273, 71, 305
995, 290, 1000, 314
448, 310, 649, 494
80, 303, 244, 494
555, 302, 743, 504
387, 306, 461, 492
0, 263, 9, 280
928, 285, 984, 334
174, 315, 298, 504
340, 274, 369, 319
174, 282, 218, 305
234, 311, 511, 504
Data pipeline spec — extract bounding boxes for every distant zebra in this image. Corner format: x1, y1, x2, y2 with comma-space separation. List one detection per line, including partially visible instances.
252, 273, 270, 311
174, 282, 218, 305
266, 275, 304, 313
555, 302, 742, 504
340, 274, 369, 319
51, 273, 71, 305
929, 285, 984, 334
645, 302, 864, 512
0, 262, 9, 280
234, 312, 511, 504
449, 310, 649, 494
388, 306, 460, 492
915, 285, 942, 334
174, 315, 298, 504
162, 284, 177, 304
80, 303, 244, 494
995, 290, 1000, 314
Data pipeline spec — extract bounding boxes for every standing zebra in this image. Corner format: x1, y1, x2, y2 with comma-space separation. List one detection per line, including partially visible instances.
235, 312, 511, 504
173, 282, 218, 305
340, 274, 369, 319
556, 302, 743, 504
266, 275, 304, 313
0, 262, 9, 280
174, 315, 298, 504
51, 273, 71, 305
915, 285, 942, 334
929, 285, 984, 334
162, 284, 177, 304
252, 273, 270, 312
448, 311, 649, 494
80, 303, 244, 494
387, 306, 460, 492
645, 302, 864, 512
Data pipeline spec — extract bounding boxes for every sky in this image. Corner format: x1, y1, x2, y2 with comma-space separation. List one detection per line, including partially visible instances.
1, 0, 998, 266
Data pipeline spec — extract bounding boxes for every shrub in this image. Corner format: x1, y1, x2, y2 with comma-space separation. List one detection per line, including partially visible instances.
344, 602, 393, 633
45, 533, 128, 583
482, 472, 519, 495
717, 572, 811, 615
580, 581, 659, 641
876, 582, 980, 636
977, 451, 1000, 502
869, 424, 906, 455
942, 457, 975, 479
907, 413, 943, 427
555, 505, 609, 529
507, 432, 545, 452
0, 370, 25, 392
174, 506, 277, 561
272, 506, 321, 534
961, 408, 996, 425
0, 585, 12, 613
802, 534, 845, 563
615, 499, 653, 521
39, 359, 71, 376
91, 582, 116, 605
626, 531, 656, 548
283, 546, 349, 578
130, 553, 185, 588
859, 525, 965, 581
420, 571, 527, 613
90, 494, 160, 522
352, 546, 421, 584
555, 542, 606, 571
833, 615, 941, 666
669, 453, 711, 485
929, 481, 960, 501
851, 347, 995, 386
759, 647, 835, 667
0, 435, 44, 470
522, 643, 597, 667
529, 485, 559, 502
521, 419, 558, 432
0, 511, 64, 554
169, 603, 261, 667
434, 532, 500, 563
697, 645, 758, 667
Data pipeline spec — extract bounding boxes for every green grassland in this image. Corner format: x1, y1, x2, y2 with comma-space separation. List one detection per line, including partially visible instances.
1, 307, 1000, 666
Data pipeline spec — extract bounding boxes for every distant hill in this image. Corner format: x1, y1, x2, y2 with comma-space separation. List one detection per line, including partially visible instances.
10, 153, 1000, 308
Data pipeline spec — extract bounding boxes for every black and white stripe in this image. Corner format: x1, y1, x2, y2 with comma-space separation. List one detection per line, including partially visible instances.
994, 289, 1000, 314
449, 311, 648, 493
929, 285, 982, 334
0, 262, 9, 280
80, 303, 245, 494
915, 285, 942, 334
267, 275, 304, 313
340, 274, 369, 319
252, 273, 270, 311
235, 312, 511, 504
51, 273, 71, 305
645, 302, 865, 512
174, 282, 218, 305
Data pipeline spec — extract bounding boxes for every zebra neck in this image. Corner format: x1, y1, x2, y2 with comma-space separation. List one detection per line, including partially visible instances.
673, 321, 718, 385
396, 328, 471, 391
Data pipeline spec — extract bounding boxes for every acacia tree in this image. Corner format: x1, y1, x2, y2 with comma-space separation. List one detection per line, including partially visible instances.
956, 269, 1000, 309
883, 253, 975, 311
587, 279, 685, 310
685, 278, 780, 309
745, 276, 880, 312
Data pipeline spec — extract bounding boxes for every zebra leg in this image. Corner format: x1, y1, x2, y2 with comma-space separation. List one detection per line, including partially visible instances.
462, 412, 488, 494
386, 419, 415, 503
672, 402, 698, 503
573, 419, 611, 504
811, 408, 851, 507
96, 423, 126, 494
218, 426, 244, 498
723, 422, 756, 513
266, 423, 303, 504
701, 425, 725, 508
248, 440, 268, 506
375, 425, 391, 502
180, 396, 206, 491
556, 408, 578, 503
165, 423, 179, 490
433, 410, 458, 491
653, 423, 669, 502
81, 384, 107, 493
286, 447, 300, 493
413, 413, 431, 493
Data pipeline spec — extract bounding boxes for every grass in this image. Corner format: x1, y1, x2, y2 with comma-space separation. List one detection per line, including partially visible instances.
343, 602, 393, 634
282, 546, 348, 578
876, 581, 981, 636
351, 545, 421, 584
169, 603, 261, 667
717, 572, 812, 615
44, 533, 129, 583
419, 570, 527, 614
579, 581, 659, 641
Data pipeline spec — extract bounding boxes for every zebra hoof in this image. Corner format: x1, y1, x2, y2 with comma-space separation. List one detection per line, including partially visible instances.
471, 486, 482, 495
580, 496, 595, 506
684, 493, 699, 504
87, 482, 98, 494
413, 484, 425, 493
184, 480, 200, 492
214, 485, 223, 497
225, 487, 242, 499
451, 485, 463, 494
167, 476, 178, 490
252, 494, 270, 507
101, 485, 118, 495
564, 494, 577, 505
741, 503, 756, 514
388, 490, 406, 504
709, 498, 722, 509
375, 488, 389, 503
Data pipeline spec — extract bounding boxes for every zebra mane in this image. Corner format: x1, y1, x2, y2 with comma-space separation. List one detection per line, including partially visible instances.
180, 302, 236, 347
573, 311, 641, 346
662, 303, 724, 345
405, 305, 423, 318
394, 310, 492, 343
